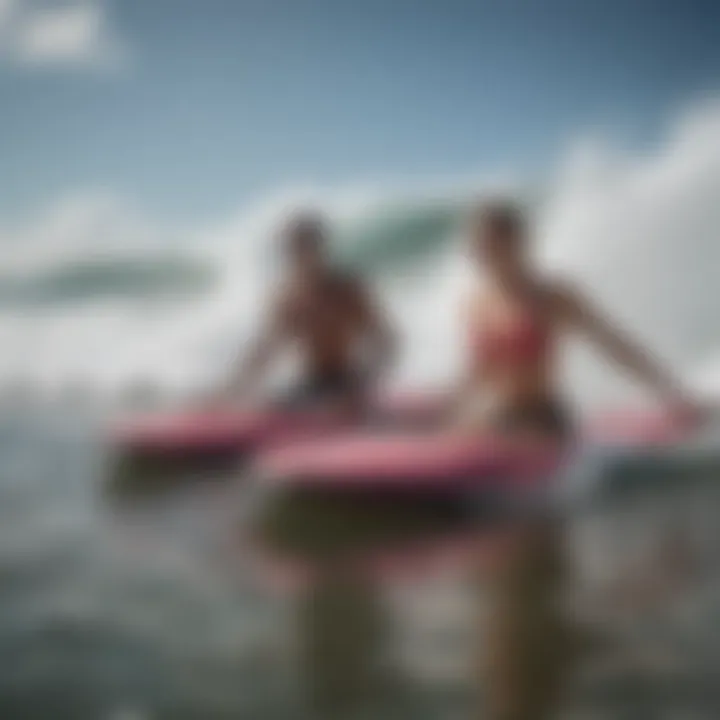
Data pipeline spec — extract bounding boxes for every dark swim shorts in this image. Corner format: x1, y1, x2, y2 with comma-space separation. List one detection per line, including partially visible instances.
489, 396, 574, 440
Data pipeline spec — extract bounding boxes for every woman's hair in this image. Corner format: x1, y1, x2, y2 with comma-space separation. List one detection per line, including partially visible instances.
282, 210, 329, 253
474, 199, 526, 241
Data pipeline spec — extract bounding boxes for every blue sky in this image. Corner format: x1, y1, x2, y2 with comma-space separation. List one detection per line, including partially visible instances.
1, 0, 719, 223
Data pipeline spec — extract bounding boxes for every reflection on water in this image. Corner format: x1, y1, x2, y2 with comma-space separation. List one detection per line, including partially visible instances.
2, 408, 720, 719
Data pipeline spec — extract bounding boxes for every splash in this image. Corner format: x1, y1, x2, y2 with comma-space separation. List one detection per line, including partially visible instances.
2, 100, 720, 406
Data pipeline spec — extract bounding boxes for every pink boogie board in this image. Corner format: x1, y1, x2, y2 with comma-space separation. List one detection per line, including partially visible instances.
257, 407, 693, 493
250, 407, 697, 592
112, 408, 342, 457
108, 392, 446, 465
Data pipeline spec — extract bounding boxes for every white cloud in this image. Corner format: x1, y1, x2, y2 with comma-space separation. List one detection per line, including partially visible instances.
0, 0, 127, 70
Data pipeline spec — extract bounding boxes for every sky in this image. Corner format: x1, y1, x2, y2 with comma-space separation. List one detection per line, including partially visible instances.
0, 1, 720, 396
1, 0, 719, 224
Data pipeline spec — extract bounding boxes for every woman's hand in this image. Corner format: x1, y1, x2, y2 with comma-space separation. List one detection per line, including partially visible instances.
665, 392, 711, 431
558, 282, 709, 430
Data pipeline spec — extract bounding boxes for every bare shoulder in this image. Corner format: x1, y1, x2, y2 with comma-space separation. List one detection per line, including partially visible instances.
465, 283, 485, 309
460, 283, 486, 327
539, 275, 587, 320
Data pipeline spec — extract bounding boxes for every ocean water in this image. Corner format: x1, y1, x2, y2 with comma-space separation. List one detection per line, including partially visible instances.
2, 405, 720, 719
1, 101, 720, 718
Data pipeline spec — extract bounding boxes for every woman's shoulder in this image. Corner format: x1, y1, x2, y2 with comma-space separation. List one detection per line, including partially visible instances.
461, 279, 488, 312
537, 273, 582, 303
536, 274, 590, 321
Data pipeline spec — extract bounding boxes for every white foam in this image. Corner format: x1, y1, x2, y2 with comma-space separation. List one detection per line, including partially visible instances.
3, 99, 720, 407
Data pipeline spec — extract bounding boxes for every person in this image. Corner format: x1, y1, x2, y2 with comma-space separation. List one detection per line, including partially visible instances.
457, 200, 703, 720
456, 202, 699, 438
212, 216, 398, 717
216, 211, 396, 413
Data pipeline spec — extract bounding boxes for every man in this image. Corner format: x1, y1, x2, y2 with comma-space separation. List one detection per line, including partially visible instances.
219, 211, 396, 412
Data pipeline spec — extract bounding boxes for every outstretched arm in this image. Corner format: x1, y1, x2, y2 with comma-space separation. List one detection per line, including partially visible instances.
219, 294, 289, 402
556, 282, 696, 413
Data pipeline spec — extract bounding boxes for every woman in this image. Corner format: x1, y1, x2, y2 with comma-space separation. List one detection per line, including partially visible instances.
457, 202, 697, 437
459, 201, 701, 720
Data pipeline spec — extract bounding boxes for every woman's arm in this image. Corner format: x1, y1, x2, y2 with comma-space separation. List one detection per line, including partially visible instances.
555, 282, 697, 413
